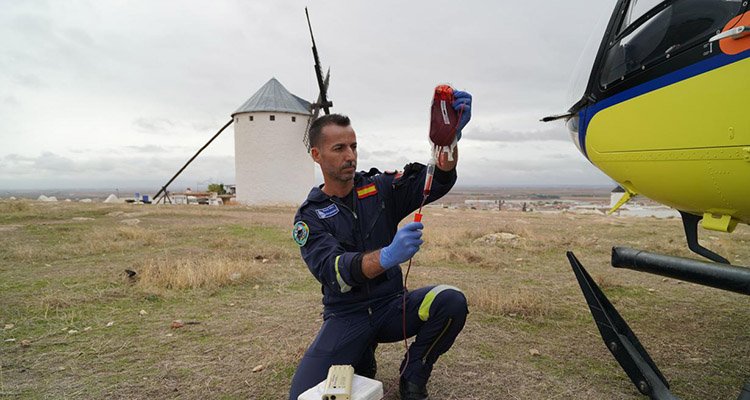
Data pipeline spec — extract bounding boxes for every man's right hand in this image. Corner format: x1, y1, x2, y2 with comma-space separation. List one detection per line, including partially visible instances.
379, 222, 424, 269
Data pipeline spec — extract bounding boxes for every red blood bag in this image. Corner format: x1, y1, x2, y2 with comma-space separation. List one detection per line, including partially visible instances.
429, 84, 459, 160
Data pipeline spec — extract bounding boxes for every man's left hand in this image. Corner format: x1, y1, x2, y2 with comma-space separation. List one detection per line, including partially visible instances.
453, 90, 472, 141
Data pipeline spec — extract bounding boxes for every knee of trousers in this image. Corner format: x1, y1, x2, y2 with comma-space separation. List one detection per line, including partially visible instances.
430, 288, 468, 319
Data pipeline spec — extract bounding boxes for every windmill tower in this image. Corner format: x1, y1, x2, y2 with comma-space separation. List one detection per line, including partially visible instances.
232, 78, 314, 205
151, 9, 332, 206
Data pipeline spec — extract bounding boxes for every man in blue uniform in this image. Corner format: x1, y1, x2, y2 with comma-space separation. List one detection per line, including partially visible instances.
289, 92, 471, 400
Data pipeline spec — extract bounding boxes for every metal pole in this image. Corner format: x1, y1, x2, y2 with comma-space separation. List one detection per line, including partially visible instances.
153, 119, 233, 202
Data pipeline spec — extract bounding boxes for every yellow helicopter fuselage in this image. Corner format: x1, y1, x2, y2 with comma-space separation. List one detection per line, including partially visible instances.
563, 3, 750, 397
568, 5, 750, 234
581, 51, 750, 232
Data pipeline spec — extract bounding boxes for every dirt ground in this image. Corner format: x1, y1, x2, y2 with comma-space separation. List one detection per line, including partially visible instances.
1, 200, 749, 399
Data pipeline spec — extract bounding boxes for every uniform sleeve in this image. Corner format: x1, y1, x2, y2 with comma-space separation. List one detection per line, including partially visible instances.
294, 210, 367, 295
389, 163, 457, 222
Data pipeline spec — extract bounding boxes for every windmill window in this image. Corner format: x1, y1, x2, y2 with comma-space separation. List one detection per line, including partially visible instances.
249, 115, 254, 121
292, 116, 296, 122
270, 115, 275, 121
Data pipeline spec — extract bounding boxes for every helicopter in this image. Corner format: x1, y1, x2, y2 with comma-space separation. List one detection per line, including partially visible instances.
544, 0, 750, 399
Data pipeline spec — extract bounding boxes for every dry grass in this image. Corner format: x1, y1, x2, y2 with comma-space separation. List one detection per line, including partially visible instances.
135, 255, 266, 290
0, 200, 31, 213
3, 225, 166, 263
595, 273, 626, 290
1, 201, 749, 399
466, 288, 550, 318
114, 226, 159, 242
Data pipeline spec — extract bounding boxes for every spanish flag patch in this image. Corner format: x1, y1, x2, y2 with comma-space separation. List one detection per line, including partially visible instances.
356, 183, 378, 199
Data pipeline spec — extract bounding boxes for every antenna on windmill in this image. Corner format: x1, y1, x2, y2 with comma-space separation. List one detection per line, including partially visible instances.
304, 7, 333, 152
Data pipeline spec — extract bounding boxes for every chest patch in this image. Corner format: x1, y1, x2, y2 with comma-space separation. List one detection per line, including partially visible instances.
315, 204, 339, 219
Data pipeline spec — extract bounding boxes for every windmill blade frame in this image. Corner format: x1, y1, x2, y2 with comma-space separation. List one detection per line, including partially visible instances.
304, 69, 330, 152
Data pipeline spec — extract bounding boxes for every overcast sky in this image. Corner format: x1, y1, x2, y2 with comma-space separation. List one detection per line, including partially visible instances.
0, 0, 619, 191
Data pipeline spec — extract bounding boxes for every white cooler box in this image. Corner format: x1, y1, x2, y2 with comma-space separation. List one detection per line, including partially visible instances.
298, 374, 383, 400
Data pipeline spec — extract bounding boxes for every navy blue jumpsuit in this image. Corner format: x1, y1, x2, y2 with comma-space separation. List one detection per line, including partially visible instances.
288, 163, 469, 399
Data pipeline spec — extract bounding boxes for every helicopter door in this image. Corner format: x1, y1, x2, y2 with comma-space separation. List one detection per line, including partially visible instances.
597, 0, 744, 92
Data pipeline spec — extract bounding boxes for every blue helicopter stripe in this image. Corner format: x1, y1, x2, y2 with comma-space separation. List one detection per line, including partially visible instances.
579, 49, 750, 159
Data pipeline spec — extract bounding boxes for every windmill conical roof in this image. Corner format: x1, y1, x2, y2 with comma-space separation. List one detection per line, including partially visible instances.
232, 78, 311, 116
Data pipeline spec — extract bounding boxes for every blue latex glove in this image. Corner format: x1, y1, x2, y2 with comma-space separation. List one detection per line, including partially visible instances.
379, 222, 424, 269
452, 90, 472, 141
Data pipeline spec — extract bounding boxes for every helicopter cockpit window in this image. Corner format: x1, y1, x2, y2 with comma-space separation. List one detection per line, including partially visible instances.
619, 0, 664, 33
600, 0, 742, 88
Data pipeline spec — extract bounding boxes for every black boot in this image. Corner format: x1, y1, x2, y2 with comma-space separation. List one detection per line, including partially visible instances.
357, 354, 377, 379
399, 377, 428, 400
354, 345, 377, 379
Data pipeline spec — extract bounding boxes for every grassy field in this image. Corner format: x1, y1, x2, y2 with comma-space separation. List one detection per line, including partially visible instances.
1, 200, 749, 399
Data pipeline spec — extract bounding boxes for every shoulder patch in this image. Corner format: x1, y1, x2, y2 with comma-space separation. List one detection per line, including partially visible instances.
315, 204, 339, 219
357, 183, 378, 199
292, 221, 309, 246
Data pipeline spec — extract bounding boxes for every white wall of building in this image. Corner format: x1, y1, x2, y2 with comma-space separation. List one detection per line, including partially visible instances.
233, 111, 315, 205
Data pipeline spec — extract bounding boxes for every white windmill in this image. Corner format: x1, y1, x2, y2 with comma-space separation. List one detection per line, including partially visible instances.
232, 78, 314, 205
152, 7, 332, 206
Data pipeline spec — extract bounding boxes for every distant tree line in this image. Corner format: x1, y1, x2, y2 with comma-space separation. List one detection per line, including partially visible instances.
208, 183, 226, 195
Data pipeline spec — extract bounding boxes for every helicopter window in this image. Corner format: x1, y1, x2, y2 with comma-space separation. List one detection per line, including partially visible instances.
600, 0, 742, 88
620, 0, 666, 33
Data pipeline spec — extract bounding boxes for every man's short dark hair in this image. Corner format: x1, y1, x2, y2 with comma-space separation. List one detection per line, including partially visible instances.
308, 114, 351, 148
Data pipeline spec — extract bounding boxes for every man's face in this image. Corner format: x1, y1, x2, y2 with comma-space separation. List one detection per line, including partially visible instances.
311, 123, 357, 183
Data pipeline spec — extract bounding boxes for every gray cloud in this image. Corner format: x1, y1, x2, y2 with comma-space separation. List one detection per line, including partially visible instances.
0, 0, 618, 189
356, 148, 371, 159
124, 145, 172, 154
133, 117, 176, 134
62, 27, 95, 47
370, 150, 401, 158
0, 151, 234, 189
11, 73, 44, 89
458, 155, 612, 186
191, 121, 221, 133
33, 152, 78, 172
467, 127, 570, 143
2, 96, 19, 107
4, 153, 34, 163
131, 117, 229, 138
67, 145, 196, 156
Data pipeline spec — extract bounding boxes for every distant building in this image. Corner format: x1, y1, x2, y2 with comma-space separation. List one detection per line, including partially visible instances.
232, 78, 314, 205
172, 194, 189, 205
464, 199, 499, 209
